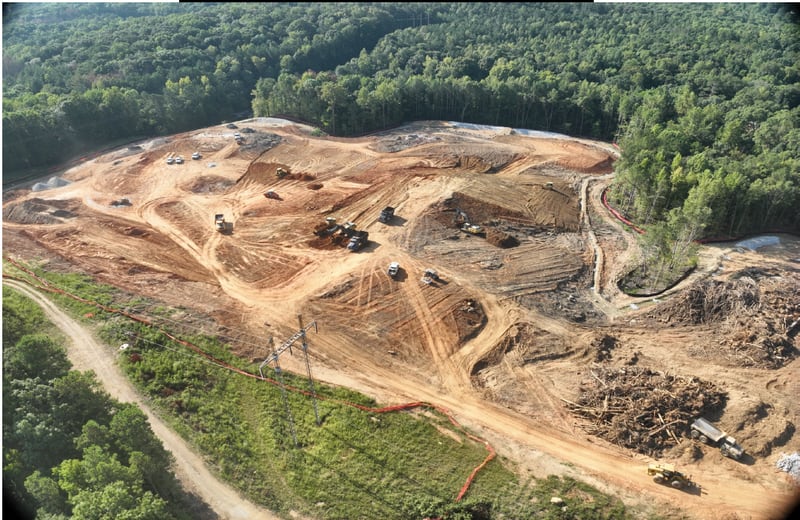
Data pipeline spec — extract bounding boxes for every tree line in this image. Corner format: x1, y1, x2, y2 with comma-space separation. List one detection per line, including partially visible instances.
3, 2, 798, 238
2, 285, 198, 520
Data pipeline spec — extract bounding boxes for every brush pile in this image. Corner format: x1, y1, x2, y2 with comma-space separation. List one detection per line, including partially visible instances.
565, 366, 726, 456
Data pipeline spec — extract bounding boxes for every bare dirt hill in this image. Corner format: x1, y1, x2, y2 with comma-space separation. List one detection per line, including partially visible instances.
4, 118, 799, 520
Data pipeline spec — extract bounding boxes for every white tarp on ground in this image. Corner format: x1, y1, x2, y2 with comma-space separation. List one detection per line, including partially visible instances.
32, 176, 71, 192
252, 117, 297, 126
448, 121, 503, 132
776, 452, 800, 484
736, 236, 780, 250
448, 121, 571, 140
511, 128, 571, 139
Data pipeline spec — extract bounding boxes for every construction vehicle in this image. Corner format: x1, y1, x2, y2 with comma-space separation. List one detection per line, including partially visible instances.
313, 217, 339, 237
421, 268, 440, 285
214, 214, 232, 234
387, 261, 400, 278
347, 230, 368, 251
647, 463, 693, 489
339, 221, 357, 237
461, 223, 484, 235
276, 167, 289, 179
378, 206, 395, 223
453, 207, 484, 235
690, 417, 744, 460
544, 181, 554, 190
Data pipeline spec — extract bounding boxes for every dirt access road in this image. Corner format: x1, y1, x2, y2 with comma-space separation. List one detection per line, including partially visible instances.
2, 279, 286, 520
3, 118, 799, 519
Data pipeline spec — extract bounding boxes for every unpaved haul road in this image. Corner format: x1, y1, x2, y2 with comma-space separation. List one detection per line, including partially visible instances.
3, 279, 283, 520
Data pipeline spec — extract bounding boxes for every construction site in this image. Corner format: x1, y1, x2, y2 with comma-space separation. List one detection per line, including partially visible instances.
3, 118, 800, 520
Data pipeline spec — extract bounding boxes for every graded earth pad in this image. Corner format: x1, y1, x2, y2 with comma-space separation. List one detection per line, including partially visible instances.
4, 118, 799, 520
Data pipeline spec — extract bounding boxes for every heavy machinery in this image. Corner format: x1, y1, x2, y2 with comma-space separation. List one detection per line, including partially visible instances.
421, 268, 440, 285
347, 230, 368, 251
378, 206, 395, 223
690, 417, 744, 460
647, 463, 693, 489
276, 167, 289, 179
461, 223, 484, 235
453, 207, 484, 236
214, 214, 232, 234
313, 217, 339, 237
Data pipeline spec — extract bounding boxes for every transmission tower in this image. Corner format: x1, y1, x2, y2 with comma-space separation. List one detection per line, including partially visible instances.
257, 316, 319, 447
259, 336, 298, 448
298, 315, 321, 426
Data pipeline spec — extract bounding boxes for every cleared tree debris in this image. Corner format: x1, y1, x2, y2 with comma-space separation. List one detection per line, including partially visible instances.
565, 366, 727, 457
646, 268, 799, 369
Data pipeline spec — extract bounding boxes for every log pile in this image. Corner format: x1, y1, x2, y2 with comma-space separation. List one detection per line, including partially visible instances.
649, 276, 760, 325
565, 366, 726, 456
647, 268, 799, 369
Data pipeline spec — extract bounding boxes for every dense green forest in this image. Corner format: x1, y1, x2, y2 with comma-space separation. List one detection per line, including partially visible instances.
2, 285, 200, 520
3, 2, 799, 239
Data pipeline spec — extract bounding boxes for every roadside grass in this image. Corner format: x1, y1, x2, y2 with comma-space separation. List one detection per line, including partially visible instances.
7, 264, 642, 519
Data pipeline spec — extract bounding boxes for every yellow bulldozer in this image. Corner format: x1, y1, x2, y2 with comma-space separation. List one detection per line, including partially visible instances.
647, 463, 693, 490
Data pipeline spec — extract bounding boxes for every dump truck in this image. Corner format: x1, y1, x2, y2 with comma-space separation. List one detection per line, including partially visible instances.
276, 167, 289, 179
690, 417, 744, 460
647, 463, 693, 490
347, 230, 368, 251
214, 214, 232, 233
378, 206, 395, 223
421, 268, 439, 285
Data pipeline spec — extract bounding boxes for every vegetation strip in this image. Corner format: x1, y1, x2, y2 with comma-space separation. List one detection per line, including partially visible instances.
3, 255, 496, 504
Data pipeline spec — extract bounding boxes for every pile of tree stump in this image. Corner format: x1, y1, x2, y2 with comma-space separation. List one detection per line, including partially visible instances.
564, 366, 726, 456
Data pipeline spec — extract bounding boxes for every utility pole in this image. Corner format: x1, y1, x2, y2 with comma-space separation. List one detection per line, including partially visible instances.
259, 336, 298, 448
298, 315, 321, 426
257, 317, 320, 447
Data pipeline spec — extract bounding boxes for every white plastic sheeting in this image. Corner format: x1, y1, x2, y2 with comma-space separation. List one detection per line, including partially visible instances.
31, 176, 70, 191
736, 236, 780, 251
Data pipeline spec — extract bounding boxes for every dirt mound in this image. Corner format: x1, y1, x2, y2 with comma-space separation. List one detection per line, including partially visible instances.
472, 322, 578, 376
239, 162, 316, 185
729, 401, 795, 457
566, 366, 727, 457
186, 176, 236, 194
452, 298, 486, 344
3, 197, 81, 224
485, 229, 519, 248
